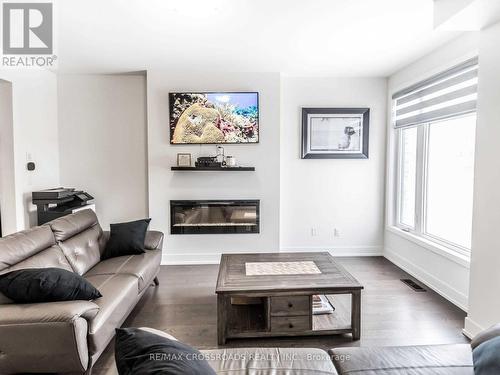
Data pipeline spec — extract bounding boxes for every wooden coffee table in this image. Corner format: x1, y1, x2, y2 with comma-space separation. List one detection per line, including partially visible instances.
215, 252, 363, 344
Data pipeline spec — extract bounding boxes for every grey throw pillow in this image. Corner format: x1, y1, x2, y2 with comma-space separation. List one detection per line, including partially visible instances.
473, 335, 500, 375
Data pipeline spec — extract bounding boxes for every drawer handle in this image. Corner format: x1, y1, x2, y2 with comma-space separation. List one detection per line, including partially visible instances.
288, 323, 294, 328
288, 303, 293, 308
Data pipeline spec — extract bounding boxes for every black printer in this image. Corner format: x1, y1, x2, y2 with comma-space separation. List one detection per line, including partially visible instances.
32, 187, 94, 225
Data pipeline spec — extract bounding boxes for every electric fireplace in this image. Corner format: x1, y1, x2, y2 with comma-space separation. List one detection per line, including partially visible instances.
170, 200, 260, 234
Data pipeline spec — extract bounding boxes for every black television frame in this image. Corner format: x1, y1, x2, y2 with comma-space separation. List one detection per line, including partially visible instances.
169, 91, 260, 145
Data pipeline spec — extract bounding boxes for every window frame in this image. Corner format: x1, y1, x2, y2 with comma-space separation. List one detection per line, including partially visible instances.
394, 114, 475, 256
395, 125, 419, 231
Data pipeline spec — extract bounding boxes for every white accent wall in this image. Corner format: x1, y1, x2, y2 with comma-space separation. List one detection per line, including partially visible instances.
57, 74, 149, 230
0, 71, 60, 231
280, 77, 387, 256
146, 71, 281, 264
464, 21, 500, 337
384, 33, 479, 311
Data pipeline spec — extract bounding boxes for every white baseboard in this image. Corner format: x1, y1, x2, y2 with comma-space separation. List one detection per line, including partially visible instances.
463, 317, 485, 339
384, 247, 468, 311
280, 246, 384, 257
162, 246, 383, 265
162, 253, 222, 265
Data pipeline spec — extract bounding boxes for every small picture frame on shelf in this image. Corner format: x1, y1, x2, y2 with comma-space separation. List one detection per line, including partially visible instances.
177, 153, 192, 167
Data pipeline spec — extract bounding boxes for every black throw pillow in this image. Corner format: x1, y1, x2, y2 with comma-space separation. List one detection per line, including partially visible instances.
102, 218, 151, 260
0, 267, 102, 303
473, 335, 500, 375
115, 328, 216, 375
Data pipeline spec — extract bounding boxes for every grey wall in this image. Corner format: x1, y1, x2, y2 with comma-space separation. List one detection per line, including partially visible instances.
57, 74, 148, 229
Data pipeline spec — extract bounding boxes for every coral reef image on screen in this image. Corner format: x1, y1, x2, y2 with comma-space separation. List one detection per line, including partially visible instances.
169, 92, 259, 144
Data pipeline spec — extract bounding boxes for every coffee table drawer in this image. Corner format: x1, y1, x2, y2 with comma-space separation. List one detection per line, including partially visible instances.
271, 296, 310, 316
270, 316, 311, 332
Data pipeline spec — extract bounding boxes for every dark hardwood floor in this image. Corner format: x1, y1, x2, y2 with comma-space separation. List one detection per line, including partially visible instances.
92, 256, 468, 374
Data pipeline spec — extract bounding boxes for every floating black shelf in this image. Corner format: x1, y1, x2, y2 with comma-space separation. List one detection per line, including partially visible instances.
171, 166, 255, 171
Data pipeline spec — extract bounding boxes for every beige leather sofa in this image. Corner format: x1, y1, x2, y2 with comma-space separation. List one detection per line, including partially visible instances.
0, 209, 163, 374
135, 326, 477, 374
198, 343, 474, 374
326, 325, 498, 375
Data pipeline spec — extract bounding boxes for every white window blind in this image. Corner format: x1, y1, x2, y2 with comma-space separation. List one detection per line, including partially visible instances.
392, 57, 478, 129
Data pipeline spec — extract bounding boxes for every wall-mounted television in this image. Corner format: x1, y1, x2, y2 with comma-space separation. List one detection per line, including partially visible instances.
169, 92, 259, 144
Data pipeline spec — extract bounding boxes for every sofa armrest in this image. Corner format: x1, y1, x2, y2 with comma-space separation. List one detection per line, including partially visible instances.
471, 323, 500, 350
0, 300, 99, 324
0, 302, 97, 373
145, 231, 164, 251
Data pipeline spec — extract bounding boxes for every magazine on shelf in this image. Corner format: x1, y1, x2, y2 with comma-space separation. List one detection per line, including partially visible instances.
312, 294, 335, 315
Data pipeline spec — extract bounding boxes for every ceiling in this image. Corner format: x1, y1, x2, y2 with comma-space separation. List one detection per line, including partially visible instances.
56, 0, 463, 76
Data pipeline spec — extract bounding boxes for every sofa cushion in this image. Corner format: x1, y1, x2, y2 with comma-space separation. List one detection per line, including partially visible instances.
0, 268, 102, 303
114, 327, 216, 375
204, 347, 338, 374
0, 226, 56, 273
58, 224, 103, 275
48, 209, 99, 242
329, 344, 473, 375
85, 250, 161, 291
85, 274, 140, 355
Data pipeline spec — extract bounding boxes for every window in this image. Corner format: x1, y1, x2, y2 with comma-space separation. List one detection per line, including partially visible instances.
393, 58, 478, 254
425, 115, 476, 249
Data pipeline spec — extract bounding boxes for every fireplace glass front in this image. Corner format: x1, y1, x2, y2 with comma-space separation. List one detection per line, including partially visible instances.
170, 200, 260, 234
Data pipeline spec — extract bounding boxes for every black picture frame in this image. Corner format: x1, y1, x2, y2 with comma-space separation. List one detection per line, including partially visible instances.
301, 107, 370, 159
169, 92, 260, 145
